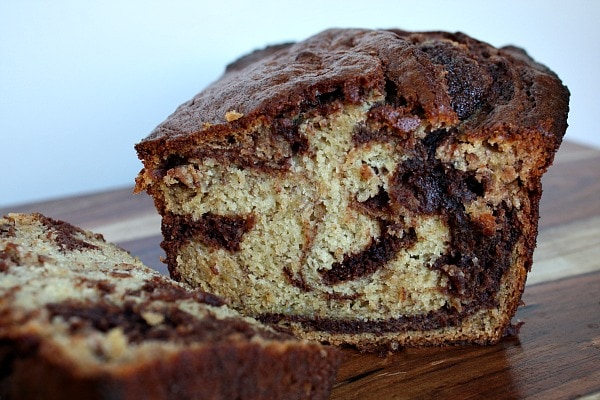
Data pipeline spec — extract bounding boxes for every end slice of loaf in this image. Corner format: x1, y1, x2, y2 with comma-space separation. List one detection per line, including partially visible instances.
134, 28, 570, 351
0, 213, 341, 400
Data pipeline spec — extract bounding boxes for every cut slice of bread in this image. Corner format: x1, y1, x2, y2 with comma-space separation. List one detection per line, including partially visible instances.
0, 213, 341, 399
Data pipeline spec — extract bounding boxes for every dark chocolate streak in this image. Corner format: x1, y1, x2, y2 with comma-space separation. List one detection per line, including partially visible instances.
419, 41, 489, 120
37, 214, 101, 252
283, 266, 313, 292
126, 276, 225, 307
320, 224, 417, 285
259, 305, 467, 335
46, 299, 285, 345
162, 212, 256, 253
433, 203, 521, 307
161, 117, 307, 176
389, 130, 522, 306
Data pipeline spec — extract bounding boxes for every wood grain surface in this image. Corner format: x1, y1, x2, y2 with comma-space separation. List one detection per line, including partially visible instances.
2, 140, 600, 399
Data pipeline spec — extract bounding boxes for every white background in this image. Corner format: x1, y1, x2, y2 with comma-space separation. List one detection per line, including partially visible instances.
1, 0, 598, 207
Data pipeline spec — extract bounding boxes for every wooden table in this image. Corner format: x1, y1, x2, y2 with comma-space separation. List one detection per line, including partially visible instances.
2, 141, 599, 399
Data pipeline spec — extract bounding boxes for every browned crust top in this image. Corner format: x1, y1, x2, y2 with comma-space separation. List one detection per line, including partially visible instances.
135, 28, 569, 163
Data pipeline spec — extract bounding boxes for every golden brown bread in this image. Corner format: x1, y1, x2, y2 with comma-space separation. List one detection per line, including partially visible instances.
135, 28, 570, 350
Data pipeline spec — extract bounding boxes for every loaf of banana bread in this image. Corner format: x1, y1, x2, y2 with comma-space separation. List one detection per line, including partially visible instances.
135, 28, 570, 350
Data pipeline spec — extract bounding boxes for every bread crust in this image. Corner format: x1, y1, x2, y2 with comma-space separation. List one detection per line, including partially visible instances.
135, 29, 568, 166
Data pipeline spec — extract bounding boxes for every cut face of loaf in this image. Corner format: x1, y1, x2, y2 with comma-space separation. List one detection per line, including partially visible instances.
135, 29, 570, 350
0, 213, 341, 399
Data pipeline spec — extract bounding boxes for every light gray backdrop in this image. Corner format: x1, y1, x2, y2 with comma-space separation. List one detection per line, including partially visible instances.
2, 0, 597, 207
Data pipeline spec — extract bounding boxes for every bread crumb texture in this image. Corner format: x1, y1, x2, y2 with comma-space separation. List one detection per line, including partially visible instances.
158, 96, 541, 347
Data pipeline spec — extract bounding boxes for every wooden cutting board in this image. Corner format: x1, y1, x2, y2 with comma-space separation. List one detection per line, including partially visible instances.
3, 140, 599, 399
